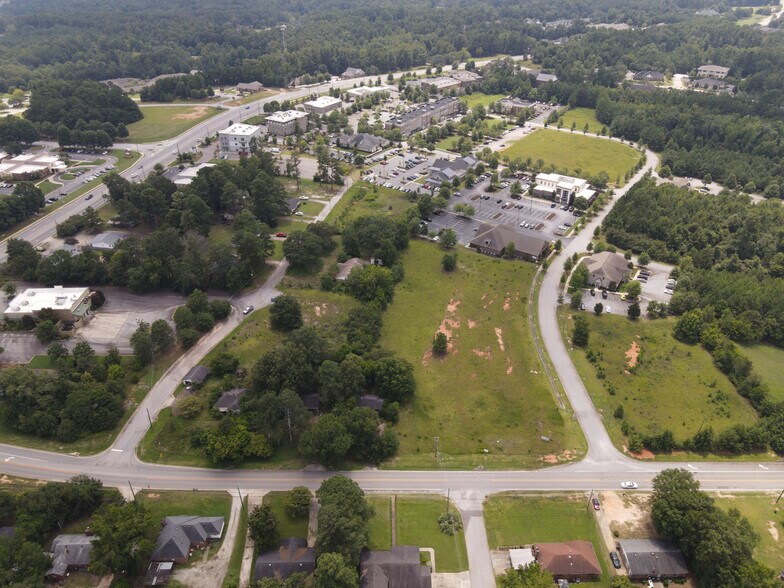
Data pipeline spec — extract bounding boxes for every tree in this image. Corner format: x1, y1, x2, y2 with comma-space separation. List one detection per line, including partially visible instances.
442, 253, 457, 272
499, 562, 554, 587
299, 414, 352, 467
453, 203, 475, 217
284, 231, 326, 268
628, 302, 641, 320
572, 315, 590, 346
150, 319, 174, 354
570, 290, 583, 310
502, 242, 517, 259
130, 321, 154, 366
285, 487, 312, 518
249, 503, 280, 551
432, 331, 448, 355
439, 228, 457, 249
90, 501, 154, 575
35, 320, 59, 344
210, 351, 239, 376
622, 280, 642, 299
594, 302, 604, 315
270, 295, 303, 332
315, 475, 373, 567
72, 341, 96, 372
611, 578, 635, 588
279, 389, 311, 445
638, 252, 650, 266
314, 552, 359, 588
2, 283, 17, 299
372, 357, 415, 404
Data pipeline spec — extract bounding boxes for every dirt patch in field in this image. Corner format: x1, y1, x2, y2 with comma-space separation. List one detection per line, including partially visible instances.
172, 106, 210, 120
314, 305, 322, 317
625, 445, 655, 460
467, 319, 476, 329
503, 294, 511, 311
506, 359, 513, 375
145, 493, 160, 499
495, 327, 505, 351
625, 340, 640, 368
768, 521, 780, 541
542, 454, 558, 464
422, 296, 461, 366
601, 491, 657, 539
473, 347, 492, 359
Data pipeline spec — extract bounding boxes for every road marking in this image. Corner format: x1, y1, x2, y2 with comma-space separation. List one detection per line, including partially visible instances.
688, 464, 697, 470
759, 464, 770, 470
110, 448, 123, 453
4, 456, 13, 462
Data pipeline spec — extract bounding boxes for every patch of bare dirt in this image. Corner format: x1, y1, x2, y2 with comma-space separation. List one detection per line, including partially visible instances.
768, 521, 780, 541
624, 445, 655, 459
172, 106, 210, 120
601, 491, 657, 539
503, 293, 511, 311
542, 454, 558, 464
422, 296, 461, 366
506, 359, 513, 375
467, 319, 476, 329
494, 327, 505, 351
146, 493, 160, 499
473, 348, 492, 359
314, 305, 322, 317
625, 340, 641, 368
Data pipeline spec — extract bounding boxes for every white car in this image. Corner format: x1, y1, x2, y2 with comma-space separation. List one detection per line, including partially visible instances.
621, 481, 638, 489
294, 211, 304, 216
605, 306, 611, 313
299, 196, 309, 200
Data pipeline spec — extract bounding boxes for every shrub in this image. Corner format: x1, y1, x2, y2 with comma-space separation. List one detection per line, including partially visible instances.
285, 487, 312, 518
438, 511, 463, 535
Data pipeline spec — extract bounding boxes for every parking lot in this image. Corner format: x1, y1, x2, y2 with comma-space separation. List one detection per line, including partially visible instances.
366, 150, 436, 192
633, 260, 676, 304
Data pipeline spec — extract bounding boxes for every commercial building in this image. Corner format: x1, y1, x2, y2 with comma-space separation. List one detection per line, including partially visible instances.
219, 123, 262, 154
449, 70, 483, 88
697, 64, 730, 78
533, 173, 595, 206
342, 67, 366, 79
88, 231, 127, 252
265, 110, 309, 136
407, 76, 461, 93
470, 224, 551, 262
346, 85, 393, 100
497, 97, 537, 115
236, 81, 264, 93
336, 133, 390, 154
303, 95, 342, 115
427, 154, 478, 185
173, 162, 216, 186
691, 78, 735, 93
618, 539, 689, 581
385, 97, 460, 135
0, 153, 66, 181
3, 286, 92, 325
581, 251, 630, 289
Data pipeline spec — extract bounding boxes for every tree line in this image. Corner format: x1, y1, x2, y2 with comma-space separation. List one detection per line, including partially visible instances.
140, 73, 214, 103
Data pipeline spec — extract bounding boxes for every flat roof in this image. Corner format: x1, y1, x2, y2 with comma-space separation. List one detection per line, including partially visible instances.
347, 85, 392, 95
178, 162, 215, 179
8, 164, 48, 174
304, 96, 341, 108
219, 123, 260, 136
5, 286, 90, 314
266, 110, 308, 123
509, 548, 536, 570
391, 97, 459, 125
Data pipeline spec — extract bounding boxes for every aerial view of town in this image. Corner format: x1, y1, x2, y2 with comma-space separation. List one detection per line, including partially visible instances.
1, 0, 784, 586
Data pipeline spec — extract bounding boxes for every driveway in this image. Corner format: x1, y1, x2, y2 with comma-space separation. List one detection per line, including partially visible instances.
633, 260, 675, 306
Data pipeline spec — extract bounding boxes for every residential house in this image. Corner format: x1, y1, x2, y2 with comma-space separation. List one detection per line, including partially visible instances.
303, 96, 342, 115
337, 133, 390, 154
427, 155, 477, 185
535, 72, 558, 85
360, 546, 432, 588
358, 394, 384, 411
265, 110, 308, 136
633, 70, 664, 82
618, 539, 688, 581
469, 224, 552, 262
533, 541, 601, 582
150, 516, 225, 564
254, 538, 316, 582
301, 394, 320, 413
497, 97, 537, 115
533, 173, 595, 206
697, 64, 730, 79
88, 231, 127, 252
342, 67, 366, 79
286, 197, 302, 215
182, 365, 210, 389
237, 81, 264, 93
46, 534, 97, 581
581, 251, 630, 290
213, 388, 247, 413
3, 286, 92, 326
385, 97, 460, 135
336, 257, 368, 281
219, 123, 262, 154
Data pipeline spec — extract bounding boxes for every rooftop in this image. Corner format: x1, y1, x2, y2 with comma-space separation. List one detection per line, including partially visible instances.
220, 123, 261, 136
151, 516, 225, 562
304, 96, 342, 108
534, 540, 601, 578
47, 534, 96, 577
89, 231, 127, 251
5, 286, 90, 315
390, 97, 459, 125
254, 538, 316, 581
266, 110, 308, 123
619, 539, 689, 577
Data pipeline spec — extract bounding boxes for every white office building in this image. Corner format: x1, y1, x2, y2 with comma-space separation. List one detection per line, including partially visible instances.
265, 110, 309, 136
3, 286, 92, 326
533, 173, 596, 205
303, 96, 342, 115
697, 64, 730, 79
218, 123, 261, 154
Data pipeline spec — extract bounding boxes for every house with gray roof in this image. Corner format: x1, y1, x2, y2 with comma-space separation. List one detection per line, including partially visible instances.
46, 534, 97, 581
342, 67, 366, 79
88, 231, 127, 252
692, 78, 735, 93
336, 257, 368, 281
497, 97, 537, 115
535, 72, 558, 85
254, 538, 316, 582
358, 394, 384, 411
633, 70, 664, 82
213, 388, 247, 413
183, 365, 210, 389
237, 81, 264, 93
619, 539, 688, 581
427, 155, 477, 185
581, 251, 630, 290
151, 516, 225, 564
360, 546, 432, 588
470, 224, 551, 262
337, 133, 391, 154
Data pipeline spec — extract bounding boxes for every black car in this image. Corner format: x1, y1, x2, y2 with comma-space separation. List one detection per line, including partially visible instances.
610, 551, 622, 569
496, 199, 503, 204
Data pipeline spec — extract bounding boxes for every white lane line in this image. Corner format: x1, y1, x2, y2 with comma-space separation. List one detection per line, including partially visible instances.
110, 448, 123, 453
4, 456, 13, 462
0, 452, 46, 463
759, 464, 770, 470
688, 464, 697, 470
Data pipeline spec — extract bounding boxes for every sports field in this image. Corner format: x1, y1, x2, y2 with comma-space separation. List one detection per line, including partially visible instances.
126, 105, 220, 143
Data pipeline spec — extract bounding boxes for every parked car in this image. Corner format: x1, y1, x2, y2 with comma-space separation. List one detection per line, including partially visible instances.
85, 194, 93, 200
294, 211, 304, 216
243, 306, 254, 314
605, 306, 612, 313
299, 196, 309, 200
275, 232, 287, 238
610, 551, 622, 569
621, 481, 638, 489
550, 203, 557, 208
579, 303, 586, 311
592, 498, 600, 510
601, 290, 608, 299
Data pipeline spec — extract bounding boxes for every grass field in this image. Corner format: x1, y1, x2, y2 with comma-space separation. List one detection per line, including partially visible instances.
298, 200, 325, 216
740, 344, 784, 402
435, 136, 461, 152
207, 224, 233, 246
222, 496, 248, 588
461, 93, 505, 111
263, 491, 310, 539
714, 493, 784, 571
381, 240, 585, 470
36, 179, 60, 195
502, 129, 639, 181
735, 8, 767, 25
326, 181, 414, 228
557, 309, 759, 452
283, 178, 332, 199
557, 108, 604, 134
367, 496, 393, 551
127, 105, 220, 143
484, 493, 610, 586
395, 496, 468, 572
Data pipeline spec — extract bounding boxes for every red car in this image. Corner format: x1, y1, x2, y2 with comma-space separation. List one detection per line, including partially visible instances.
275, 232, 287, 238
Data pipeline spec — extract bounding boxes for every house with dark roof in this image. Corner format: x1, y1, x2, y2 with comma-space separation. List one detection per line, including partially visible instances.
342, 67, 366, 79
183, 365, 210, 389
533, 541, 601, 582
633, 70, 664, 82
427, 155, 477, 185
213, 388, 247, 413
88, 231, 127, 252
46, 534, 97, 581
535, 72, 558, 85
286, 197, 302, 215
358, 394, 384, 411
691, 78, 735, 93
151, 516, 225, 564
619, 539, 689, 581
469, 224, 551, 262
254, 538, 316, 582
581, 251, 630, 290
301, 394, 320, 413
360, 546, 432, 588
337, 133, 391, 154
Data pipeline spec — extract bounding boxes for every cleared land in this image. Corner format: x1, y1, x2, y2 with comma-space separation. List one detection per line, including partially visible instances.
502, 128, 639, 180
381, 240, 585, 470
557, 309, 759, 454
714, 493, 784, 571
395, 496, 468, 572
327, 181, 413, 228
557, 107, 604, 134
740, 344, 784, 402
484, 493, 610, 586
127, 105, 220, 143
461, 92, 505, 111
263, 491, 309, 539
367, 495, 393, 551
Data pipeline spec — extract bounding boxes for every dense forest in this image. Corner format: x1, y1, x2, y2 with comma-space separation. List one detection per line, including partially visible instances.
140, 73, 214, 103
0, 0, 765, 91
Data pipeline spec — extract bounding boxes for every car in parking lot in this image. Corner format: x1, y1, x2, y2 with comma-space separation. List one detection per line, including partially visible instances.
602, 290, 608, 299
550, 203, 557, 208
605, 306, 612, 313
610, 551, 622, 569
579, 303, 586, 311
621, 481, 638, 489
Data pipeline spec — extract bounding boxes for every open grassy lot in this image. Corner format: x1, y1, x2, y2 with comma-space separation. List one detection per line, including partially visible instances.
395, 496, 468, 572
367, 495, 393, 551
127, 105, 220, 143
461, 93, 506, 111
283, 178, 331, 199
381, 240, 585, 470
326, 181, 414, 228
557, 309, 759, 453
263, 491, 309, 539
207, 223, 233, 246
502, 129, 639, 181
735, 8, 767, 25
714, 493, 784, 571
298, 200, 325, 216
435, 136, 461, 152
275, 218, 310, 234
740, 344, 784, 402
557, 107, 604, 134
484, 493, 610, 587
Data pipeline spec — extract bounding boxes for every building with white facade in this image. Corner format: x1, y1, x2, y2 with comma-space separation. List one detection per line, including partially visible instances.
697, 64, 729, 79
303, 96, 342, 115
384, 97, 460, 135
533, 173, 595, 205
0, 153, 66, 181
345, 86, 393, 100
3, 286, 92, 325
265, 110, 309, 136
218, 123, 261, 154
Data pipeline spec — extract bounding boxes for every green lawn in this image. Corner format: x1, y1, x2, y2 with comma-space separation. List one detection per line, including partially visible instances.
36, 179, 60, 195
557, 108, 604, 134
271, 239, 285, 261
326, 181, 415, 229
502, 129, 640, 181
435, 135, 461, 152
275, 218, 311, 233
484, 494, 611, 587
208, 223, 233, 246
298, 200, 325, 217
557, 309, 760, 453
223, 496, 248, 588
395, 496, 468, 572
461, 93, 506, 111
263, 491, 309, 539
283, 178, 332, 199
714, 493, 784, 571
740, 344, 784, 402
381, 240, 585, 470
367, 496, 393, 551
126, 105, 221, 143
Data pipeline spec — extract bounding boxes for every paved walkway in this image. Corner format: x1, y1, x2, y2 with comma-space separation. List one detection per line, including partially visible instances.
454, 492, 493, 588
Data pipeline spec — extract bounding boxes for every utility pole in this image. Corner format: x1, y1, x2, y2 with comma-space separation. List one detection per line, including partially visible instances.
237, 485, 243, 501
776, 488, 784, 504
128, 481, 136, 500
146, 408, 153, 427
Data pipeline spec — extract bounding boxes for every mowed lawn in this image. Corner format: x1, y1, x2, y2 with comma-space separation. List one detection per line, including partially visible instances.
381, 241, 585, 470
395, 496, 468, 572
367, 495, 393, 551
127, 105, 220, 143
461, 92, 505, 111
558, 309, 759, 451
484, 494, 610, 586
714, 493, 784, 571
502, 129, 639, 180
263, 492, 309, 539
558, 107, 604, 134
740, 344, 784, 402
326, 181, 414, 228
